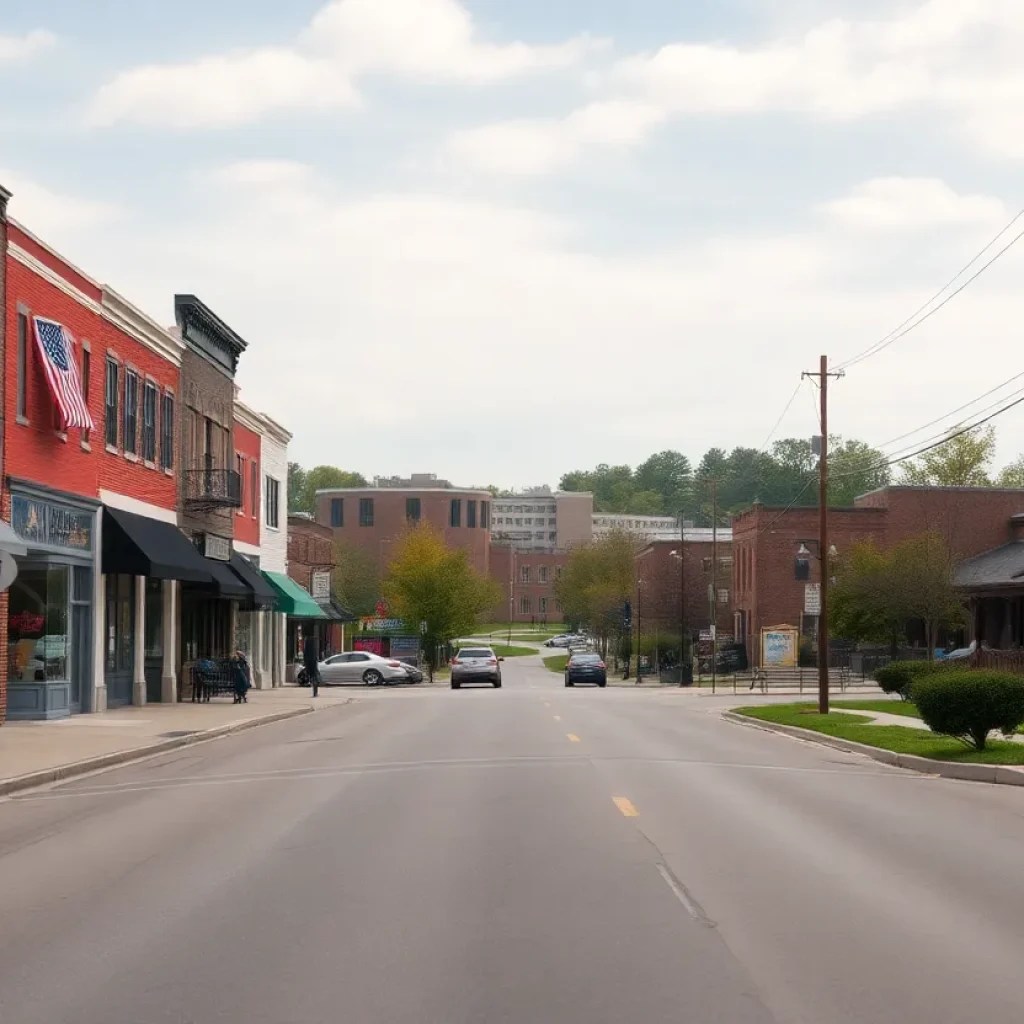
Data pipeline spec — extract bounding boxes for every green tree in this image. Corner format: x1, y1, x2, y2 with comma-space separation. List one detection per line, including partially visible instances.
901, 425, 995, 486
830, 532, 965, 657
383, 523, 501, 678
555, 530, 636, 652
289, 464, 368, 516
332, 541, 381, 618
628, 489, 665, 515
829, 438, 891, 505
634, 450, 692, 514
996, 455, 1024, 487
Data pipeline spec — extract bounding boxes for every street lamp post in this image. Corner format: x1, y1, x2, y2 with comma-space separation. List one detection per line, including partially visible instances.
635, 576, 644, 684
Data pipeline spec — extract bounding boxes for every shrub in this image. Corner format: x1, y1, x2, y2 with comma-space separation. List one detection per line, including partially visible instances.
873, 660, 945, 700
912, 670, 1024, 750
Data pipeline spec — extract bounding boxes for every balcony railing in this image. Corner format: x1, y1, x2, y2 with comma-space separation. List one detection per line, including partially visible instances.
183, 468, 242, 511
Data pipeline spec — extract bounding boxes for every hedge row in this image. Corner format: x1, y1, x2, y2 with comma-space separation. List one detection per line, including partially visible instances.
913, 671, 1024, 751
872, 660, 949, 699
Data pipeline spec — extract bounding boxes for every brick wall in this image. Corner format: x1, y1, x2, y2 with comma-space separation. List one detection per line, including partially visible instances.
5, 227, 179, 508
489, 546, 568, 622
287, 515, 335, 593
178, 348, 234, 541
636, 539, 734, 639
232, 420, 261, 548
0, 188, 8, 723
317, 488, 492, 577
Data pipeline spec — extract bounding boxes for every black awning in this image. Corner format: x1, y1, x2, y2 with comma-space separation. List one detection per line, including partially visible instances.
102, 507, 214, 583
229, 553, 278, 609
326, 599, 357, 623
203, 556, 249, 599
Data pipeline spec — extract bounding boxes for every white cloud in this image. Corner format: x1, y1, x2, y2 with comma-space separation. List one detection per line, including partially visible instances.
87, 0, 603, 128
447, 100, 667, 176
448, 0, 1024, 175
0, 29, 55, 62
0, 170, 119, 236
35, 164, 1014, 485
821, 178, 1007, 232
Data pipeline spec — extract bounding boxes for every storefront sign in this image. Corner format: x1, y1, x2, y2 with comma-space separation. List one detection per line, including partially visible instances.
11, 495, 92, 552
390, 636, 420, 658
355, 638, 385, 655
359, 617, 406, 633
804, 583, 821, 616
761, 626, 798, 668
201, 533, 231, 561
311, 571, 331, 601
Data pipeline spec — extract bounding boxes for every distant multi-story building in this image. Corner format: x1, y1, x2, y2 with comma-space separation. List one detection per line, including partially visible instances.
491, 488, 592, 552
592, 513, 682, 543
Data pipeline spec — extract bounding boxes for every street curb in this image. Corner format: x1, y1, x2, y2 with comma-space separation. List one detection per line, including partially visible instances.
721, 711, 1024, 787
0, 706, 317, 798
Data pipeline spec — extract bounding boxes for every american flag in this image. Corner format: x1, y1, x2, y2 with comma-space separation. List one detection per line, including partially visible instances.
32, 317, 94, 431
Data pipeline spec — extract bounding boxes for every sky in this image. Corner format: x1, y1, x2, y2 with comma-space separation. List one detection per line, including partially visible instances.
2, 0, 1023, 490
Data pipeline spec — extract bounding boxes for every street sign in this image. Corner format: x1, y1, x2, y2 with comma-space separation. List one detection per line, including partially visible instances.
419, 620, 427, 635
310, 571, 331, 601
804, 583, 821, 616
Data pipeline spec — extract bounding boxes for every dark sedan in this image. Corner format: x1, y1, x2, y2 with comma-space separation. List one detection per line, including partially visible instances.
565, 652, 607, 688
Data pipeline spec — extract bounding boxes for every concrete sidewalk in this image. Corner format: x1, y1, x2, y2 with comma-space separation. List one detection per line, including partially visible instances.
831, 706, 1024, 742
0, 687, 353, 795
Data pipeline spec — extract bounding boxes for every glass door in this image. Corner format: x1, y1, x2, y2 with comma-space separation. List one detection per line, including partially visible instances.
70, 565, 93, 712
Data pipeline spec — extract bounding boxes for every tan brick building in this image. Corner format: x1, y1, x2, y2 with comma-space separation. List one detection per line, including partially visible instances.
489, 546, 569, 624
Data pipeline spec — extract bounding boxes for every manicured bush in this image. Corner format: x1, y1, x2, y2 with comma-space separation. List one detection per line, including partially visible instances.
912, 670, 1024, 750
873, 660, 946, 700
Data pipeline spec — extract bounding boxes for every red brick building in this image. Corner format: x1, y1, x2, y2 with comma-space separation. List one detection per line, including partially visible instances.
287, 513, 347, 657
3, 219, 188, 718
232, 415, 262, 552
316, 480, 492, 577
489, 546, 568, 624
732, 486, 1024, 666
635, 534, 734, 644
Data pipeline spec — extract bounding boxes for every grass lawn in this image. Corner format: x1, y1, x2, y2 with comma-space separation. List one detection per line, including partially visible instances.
489, 644, 536, 658
474, 623, 564, 640
737, 704, 1024, 765
832, 699, 922, 718
544, 654, 569, 674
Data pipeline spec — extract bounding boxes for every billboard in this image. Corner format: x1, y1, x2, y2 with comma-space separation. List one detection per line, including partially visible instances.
761, 626, 798, 668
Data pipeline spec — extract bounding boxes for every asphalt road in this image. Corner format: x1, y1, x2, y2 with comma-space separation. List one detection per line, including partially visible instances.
2, 653, 1024, 1023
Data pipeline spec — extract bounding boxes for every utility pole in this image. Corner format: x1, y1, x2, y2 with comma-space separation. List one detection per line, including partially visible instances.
710, 479, 718, 695
802, 355, 844, 714
635, 575, 643, 684
678, 511, 687, 686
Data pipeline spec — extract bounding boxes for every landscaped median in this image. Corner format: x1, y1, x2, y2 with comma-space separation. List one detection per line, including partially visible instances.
726, 701, 1024, 786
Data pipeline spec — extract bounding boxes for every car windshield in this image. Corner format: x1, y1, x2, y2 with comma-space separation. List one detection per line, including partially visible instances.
571, 654, 601, 664
458, 649, 493, 658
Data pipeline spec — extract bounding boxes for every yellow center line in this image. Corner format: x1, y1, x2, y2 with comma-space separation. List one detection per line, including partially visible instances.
566, 733, 581, 743
612, 796, 639, 818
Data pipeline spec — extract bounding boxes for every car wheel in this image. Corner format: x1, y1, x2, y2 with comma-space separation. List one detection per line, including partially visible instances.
451, 681, 461, 690
598, 679, 607, 688
565, 678, 574, 687
363, 669, 383, 685
494, 679, 502, 688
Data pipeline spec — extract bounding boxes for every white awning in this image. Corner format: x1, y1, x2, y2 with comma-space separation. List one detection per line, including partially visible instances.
0, 521, 28, 557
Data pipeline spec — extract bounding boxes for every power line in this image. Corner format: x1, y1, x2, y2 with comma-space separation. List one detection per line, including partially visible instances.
757, 380, 805, 453
836, 208, 1024, 372
757, 474, 818, 535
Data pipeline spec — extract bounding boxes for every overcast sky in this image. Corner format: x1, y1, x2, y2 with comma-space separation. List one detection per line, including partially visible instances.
2, 0, 1022, 489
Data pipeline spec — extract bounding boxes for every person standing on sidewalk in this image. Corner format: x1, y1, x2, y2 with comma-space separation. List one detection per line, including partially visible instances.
303, 633, 321, 697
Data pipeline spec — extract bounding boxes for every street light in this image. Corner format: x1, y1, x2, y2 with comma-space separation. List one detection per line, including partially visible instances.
635, 575, 645, 684
671, 547, 688, 687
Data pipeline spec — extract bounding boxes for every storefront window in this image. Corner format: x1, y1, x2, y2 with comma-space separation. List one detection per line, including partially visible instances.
145, 578, 163, 659
8, 564, 70, 682
106, 574, 134, 673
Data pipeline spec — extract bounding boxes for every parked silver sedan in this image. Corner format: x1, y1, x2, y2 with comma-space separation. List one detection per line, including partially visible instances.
318, 651, 410, 686
450, 647, 503, 689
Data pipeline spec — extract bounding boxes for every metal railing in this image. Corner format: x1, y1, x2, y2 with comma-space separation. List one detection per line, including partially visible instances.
182, 468, 242, 510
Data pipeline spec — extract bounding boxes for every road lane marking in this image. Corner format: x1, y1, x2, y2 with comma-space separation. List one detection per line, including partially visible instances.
566, 733, 581, 743
612, 796, 639, 817
553, 714, 562, 721
543, 701, 551, 707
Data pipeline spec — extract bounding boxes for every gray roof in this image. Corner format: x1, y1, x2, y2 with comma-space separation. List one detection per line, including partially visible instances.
955, 541, 1024, 590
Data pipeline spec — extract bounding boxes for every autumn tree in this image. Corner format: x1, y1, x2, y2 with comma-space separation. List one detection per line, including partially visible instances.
383, 523, 500, 677
332, 541, 381, 618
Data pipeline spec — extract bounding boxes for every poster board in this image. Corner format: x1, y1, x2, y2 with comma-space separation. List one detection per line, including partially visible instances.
761, 625, 798, 668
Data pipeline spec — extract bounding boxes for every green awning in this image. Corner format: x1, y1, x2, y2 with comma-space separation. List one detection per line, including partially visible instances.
261, 571, 327, 618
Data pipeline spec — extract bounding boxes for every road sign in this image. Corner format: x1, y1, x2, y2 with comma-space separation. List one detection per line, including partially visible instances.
804, 583, 821, 616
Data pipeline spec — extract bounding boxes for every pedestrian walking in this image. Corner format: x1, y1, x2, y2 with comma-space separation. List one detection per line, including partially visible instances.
230, 650, 252, 703
303, 633, 321, 697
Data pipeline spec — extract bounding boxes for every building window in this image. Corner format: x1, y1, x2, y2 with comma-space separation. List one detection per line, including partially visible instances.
520, 565, 531, 584
519, 595, 532, 615
718, 557, 733, 572
105, 574, 133, 674
548, 532, 557, 541
8, 565, 70, 682
250, 460, 258, 518
142, 382, 157, 462
467, 500, 477, 528
539, 597, 548, 615
795, 556, 810, 581
548, 518, 556, 526
406, 497, 421, 522
702, 557, 712, 573
539, 566, 548, 584
236, 453, 246, 510
481, 502, 490, 529
450, 499, 462, 528
718, 588, 730, 605
359, 497, 374, 527
331, 497, 345, 528
160, 392, 174, 470
123, 369, 139, 454
265, 476, 281, 529
105, 359, 119, 448
555, 566, 563, 580
16, 310, 29, 422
